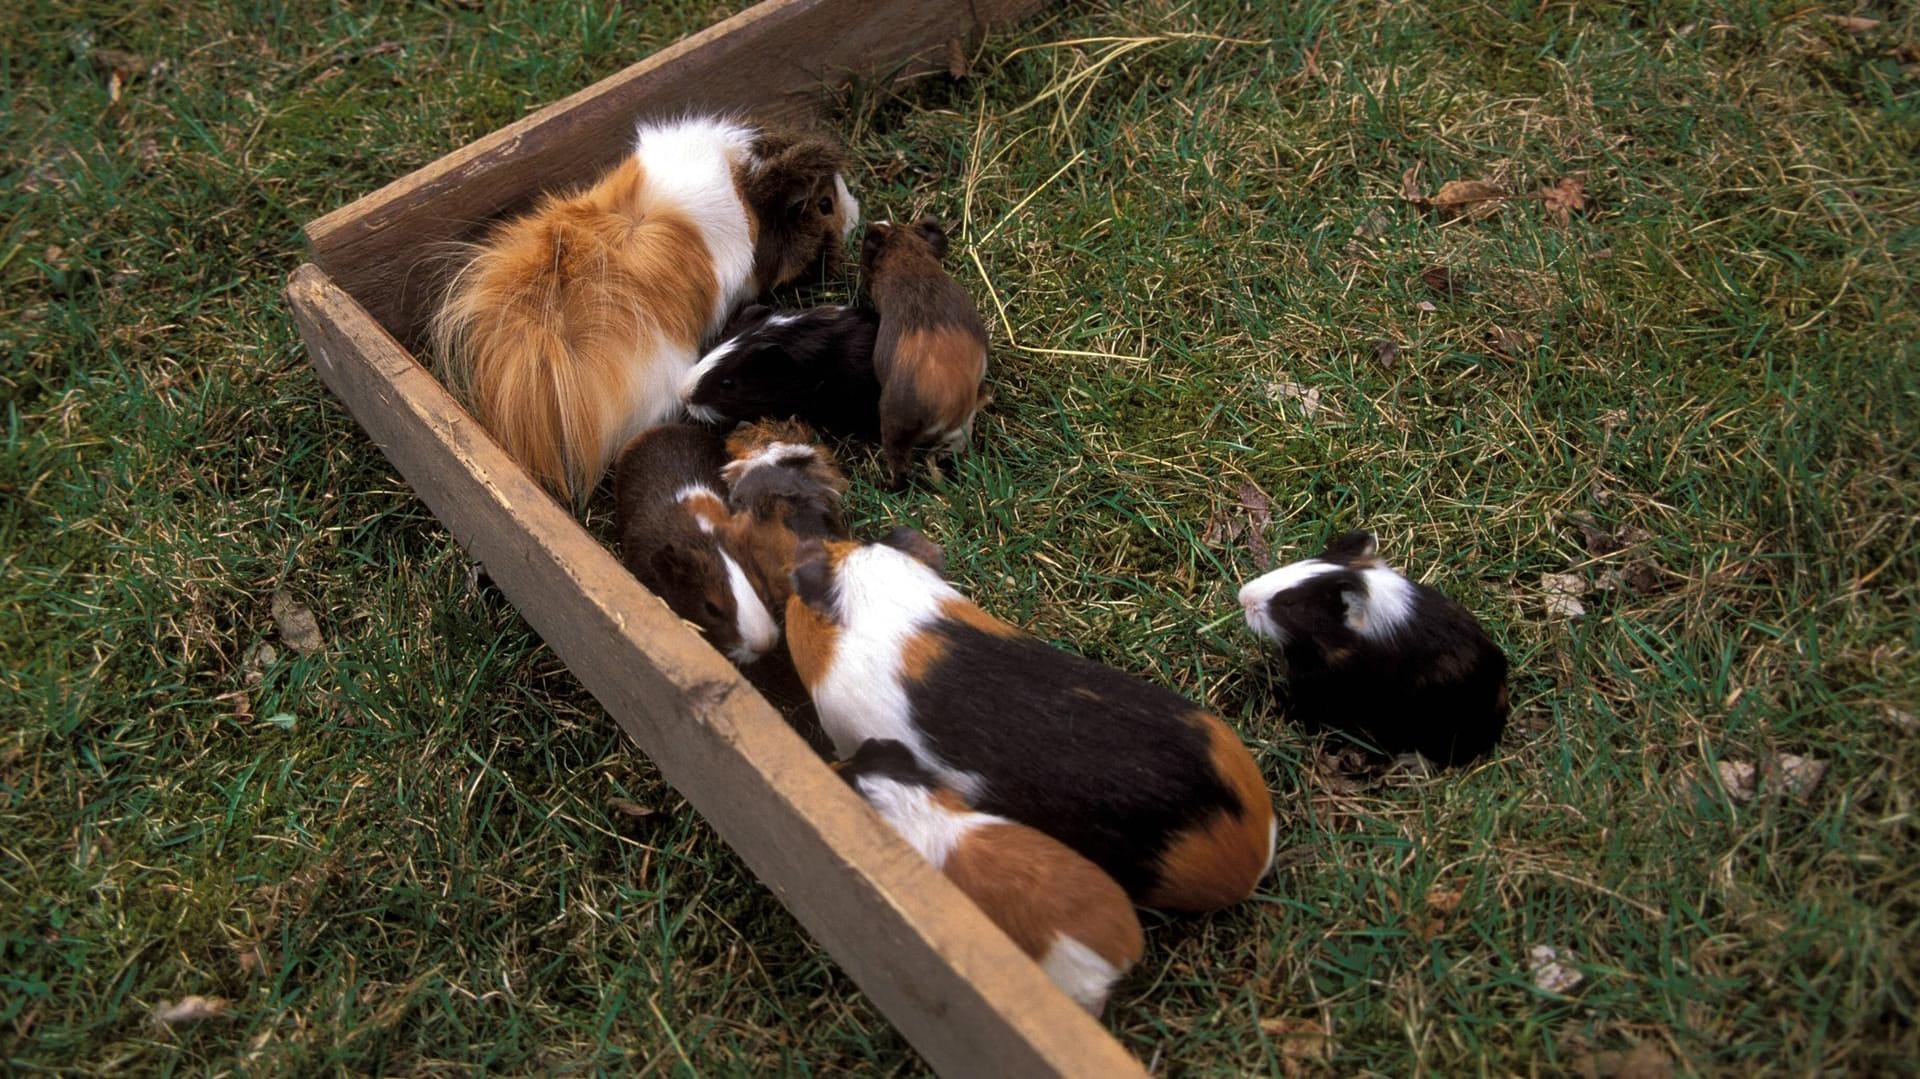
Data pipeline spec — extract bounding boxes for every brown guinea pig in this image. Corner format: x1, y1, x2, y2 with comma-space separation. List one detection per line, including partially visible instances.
860, 217, 990, 485
839, 738, 1143, 1015
612, 424, 779, 665
718, 419, 851, 612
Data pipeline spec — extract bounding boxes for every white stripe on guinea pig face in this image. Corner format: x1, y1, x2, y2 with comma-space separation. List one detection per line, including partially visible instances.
681, 336, 743, 404
722, 548, 779, 663
1237, 559, 1340, 645
833, 174, 861, 240
812, 543, 986, 800
1345, 564, 1416, 641
851, 774, 994, 869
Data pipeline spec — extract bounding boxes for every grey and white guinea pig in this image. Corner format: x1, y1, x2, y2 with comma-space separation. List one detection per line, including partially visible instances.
611, 424, 779, 665
838, 738, 1143, 1015
1236, 529, 1509, 766
786, 529, 1276, 913
678, 304, 883, 439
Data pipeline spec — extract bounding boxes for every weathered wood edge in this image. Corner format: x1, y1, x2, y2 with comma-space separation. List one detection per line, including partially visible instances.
305, 0, 1054, 345
285, 263, 1147, 1078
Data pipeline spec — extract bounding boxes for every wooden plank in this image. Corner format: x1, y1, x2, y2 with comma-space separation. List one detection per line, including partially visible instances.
305, 0, 1054, 346
285, 262, 1147, 1079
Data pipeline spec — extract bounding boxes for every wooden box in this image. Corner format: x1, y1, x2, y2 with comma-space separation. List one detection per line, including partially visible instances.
285, 0, 1147, 1074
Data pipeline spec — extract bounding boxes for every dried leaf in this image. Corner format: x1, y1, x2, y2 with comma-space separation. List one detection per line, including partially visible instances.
1717, 759, 1758, 802
1414, 300, 1438, 313
1238, 482, 1273, 564
1371, 339, 1401, 368
1528, 944, 1584, 994
1431, 179, 1505, 221
1574, 1041, 1675, 1079
270, 589, 324, 654
1886, 706, 1917, 732
154, 995, 229, 1025
1824, 14, 1880, 32
1267, 381, 1330, 419
1486, 324, 1535, 356
607, 797, 655, 820
945, 37, 970, 79
263, 712, 296, 730
216, 689, 252, 719
1399, 164, 1424, 203
1425, 884, 1465, 916
1260, 1016, 1329, 1075
1540, 177, 1587, 227
1773, 754, 1828, 800
1420, 265, 1466, 297
1541, 573, 1588, 619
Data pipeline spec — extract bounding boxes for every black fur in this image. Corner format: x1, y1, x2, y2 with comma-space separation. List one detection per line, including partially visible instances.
900, 619, 1243, 901
1253, 531, 1509, 766
839, 738, 941, 790
684, 305, 882, 438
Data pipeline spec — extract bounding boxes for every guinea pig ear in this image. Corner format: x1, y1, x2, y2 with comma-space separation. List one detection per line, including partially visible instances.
649, 542, 693, 581
1321, 530, 1379, 564
879, 526, 945, 575
912, 216, 950, 260
790, 539, 837, 614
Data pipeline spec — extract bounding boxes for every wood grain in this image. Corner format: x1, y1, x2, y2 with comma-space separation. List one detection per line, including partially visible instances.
285, 262, 1146, 1078
305, 0, 1054, 346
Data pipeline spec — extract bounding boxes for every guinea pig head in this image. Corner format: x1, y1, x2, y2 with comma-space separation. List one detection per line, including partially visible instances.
680, 307, 802, 423
744, 131, 859, 291
721, 419, 849, 498
646, 535, 779, 666
783, 529, 947, 685
860, 216, 951, 280
1237, 530, 1415, 655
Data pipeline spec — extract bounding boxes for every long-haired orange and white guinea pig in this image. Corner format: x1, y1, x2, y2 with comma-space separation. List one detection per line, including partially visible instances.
612, 424, 778, 665
839, 738, 1143, 1014
787, 528, 1276, 912
860, 218, 989, 485
433, 117, 860, 504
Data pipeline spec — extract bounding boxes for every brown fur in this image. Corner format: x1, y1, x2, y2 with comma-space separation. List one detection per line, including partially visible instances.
938, 596, 1022, 639
721, 421, 849, 610
899, 630, 949, 683
721, 419, 850, 496
784, 540, 859, 687
861, 218, 990, 483
945, 822, 1145, 974
1146, 712, 1275, 912
742, 133, 855, 290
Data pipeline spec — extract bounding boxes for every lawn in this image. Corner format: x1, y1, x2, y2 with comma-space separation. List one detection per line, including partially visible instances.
3, 0, 1917, 1073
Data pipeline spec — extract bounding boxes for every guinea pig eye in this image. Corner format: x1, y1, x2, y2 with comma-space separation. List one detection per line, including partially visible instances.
704, 599, 725, 619
817, 195, 834, 215
718, 376, 735, 389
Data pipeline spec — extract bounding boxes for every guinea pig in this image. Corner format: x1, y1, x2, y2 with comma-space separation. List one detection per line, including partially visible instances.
839, 738, 1143, 1014
1236, 530, 1509, 766
859, 217, 990, 485
786, 529, 1276, 913
679, 304, 883, 438
718, 419, 850, 612
611, 424, 779, 665
433, 118, 860, 504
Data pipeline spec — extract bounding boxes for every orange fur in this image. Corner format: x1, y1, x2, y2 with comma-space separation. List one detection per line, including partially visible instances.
894, 327, 988, 434
939, 596, 1021, 639
784, 540, 858, 687
1146, 712, 1276, 912
945, 822, 1144, 972
432, 158, 718, 504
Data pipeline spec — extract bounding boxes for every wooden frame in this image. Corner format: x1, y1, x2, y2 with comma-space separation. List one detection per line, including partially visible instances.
288, 1, 1150, 1074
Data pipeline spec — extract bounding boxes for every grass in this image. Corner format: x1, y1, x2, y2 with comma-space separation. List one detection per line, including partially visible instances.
3, 0, 1916, 1073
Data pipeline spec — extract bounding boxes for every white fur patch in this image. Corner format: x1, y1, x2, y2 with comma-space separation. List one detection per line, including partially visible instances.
722, 549, 779, 664
1039, 933, 1125, 1014
680, 336, 742, 402
1237, 559, 1340, 645
1347, 564, 1416, 640
833, 174, 861, 239
813, 545, 986, 800
633, 117, 758, 335
721, 441, 817, 484
683, 402, 723, 425
851, 775, 994, 869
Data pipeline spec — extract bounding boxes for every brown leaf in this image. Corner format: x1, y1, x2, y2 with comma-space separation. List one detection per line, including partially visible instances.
1425, 884, 1465, 916
1399, 164, 1424, 202
1486, 324, 1535, 356
1238, 482, 1273, 564
1574, 1041, 1675, 1079
1824, 13, 1880, 32
607, 797, 655, 821
215, 689, 252, 719
1886, 706, 1917, 732
1772, 755, 1828, 800
1717, 759, 1758, 802
270, 589, 324, 654
946, 37, 970, 79
1528, 944, 1583, 994
1259, 1016, 1329, 1076
1371, 339, 1401, 368
91, 47, 148, 74
1431, 179, 1505, 221
1414, 300, 1438, 313
1267, 381, 1333, 418
1420, 265, 1466, 297
154, 995, 229, 1025
1540, 177, 1587, 227
1541, 573, 1588, 619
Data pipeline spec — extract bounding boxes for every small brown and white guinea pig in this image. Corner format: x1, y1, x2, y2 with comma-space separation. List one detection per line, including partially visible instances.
838, 738, 1143, 1014
1237, 530, 1509, 766
611, 424, 779, 665
679, 304, 883, 439
718, 419, 851, 612
860, 217, 990, 485
786, 529, 1276, 912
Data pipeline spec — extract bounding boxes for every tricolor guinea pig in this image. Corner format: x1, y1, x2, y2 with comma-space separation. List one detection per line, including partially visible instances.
433, 117, 860, 504
611, 424, 779, 665
1237, 530, 1509, 766
786, 529, 1276, 912
839, 738, 1143, 1014
679, 304, 883, 438
860, 218, 990, 485
718, 419, 851, 611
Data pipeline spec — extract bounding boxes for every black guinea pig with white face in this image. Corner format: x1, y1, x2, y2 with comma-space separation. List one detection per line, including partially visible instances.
678, 304, 883, 439
1236, 530, 1509, 766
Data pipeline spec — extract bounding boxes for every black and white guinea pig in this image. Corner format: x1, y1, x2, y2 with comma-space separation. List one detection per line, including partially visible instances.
717, 419, 851, 612
678, 304, 883, 439
787, 529, 1276, 913
611, 424, 779, 665
838, 738, 1143, 1015
1237, 530, 1509, 766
